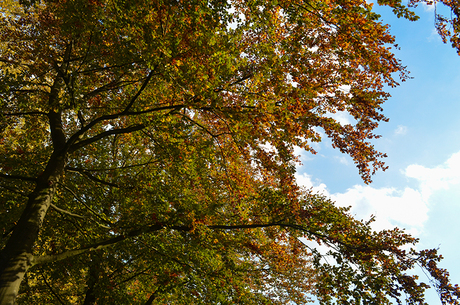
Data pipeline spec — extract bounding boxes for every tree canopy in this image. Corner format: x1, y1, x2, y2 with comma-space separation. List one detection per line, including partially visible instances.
1, 0, 460, 304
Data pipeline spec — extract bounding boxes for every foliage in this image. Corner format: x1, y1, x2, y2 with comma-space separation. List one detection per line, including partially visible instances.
1, 0, 460, 304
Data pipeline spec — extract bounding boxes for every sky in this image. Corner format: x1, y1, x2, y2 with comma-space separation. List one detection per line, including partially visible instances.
294, 2, 460, 304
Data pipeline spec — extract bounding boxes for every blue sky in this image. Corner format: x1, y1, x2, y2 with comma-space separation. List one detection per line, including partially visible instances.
295, 2, 460, 303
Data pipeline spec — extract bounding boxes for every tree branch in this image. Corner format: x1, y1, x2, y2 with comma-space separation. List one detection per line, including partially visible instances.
124, 104, 184, 116
31, 222, 325, 266
0, 173, 37, 182
121, 70, 156, 114
0, 183, 31, 197
2, 111, 48, 116
48, 111, 67, 151
83, 78, 139, 99
76, 60, 144, 74
50, 203, 87, 219
65, 159, 159, 172
69, 124, 145, 152
180, 114, 229, 139
67, 104, 183, 148
31, 224, 162, 266
66, 101, 183, 152
70, 169, 124, 189
213, 73, 253, 93
39, 271, 67, 305
60, 184, 112, 226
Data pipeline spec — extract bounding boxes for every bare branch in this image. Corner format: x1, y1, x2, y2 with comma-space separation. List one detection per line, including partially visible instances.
2, 226, 15, 238
213, 73, 253, 93
71, 169, 124, 188
66, 102, 182, 151
83, 78, 139, 99
32, 248, 92, 266
50, 203, 87, 219
124, 104, 184, 116
69, 124, 145, 152
121, 70, 156, 113
113, 268, 150, 286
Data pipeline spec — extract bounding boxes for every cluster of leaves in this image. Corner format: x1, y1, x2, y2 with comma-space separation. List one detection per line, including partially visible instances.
1, 0, 460, 304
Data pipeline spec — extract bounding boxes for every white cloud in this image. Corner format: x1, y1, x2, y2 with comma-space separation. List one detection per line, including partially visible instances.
422, 1, 436, 12
334, 156, 350, 165
327, 111, 354, 126
405, 151, 460, 199
331, 186, 427, 234
296, 172, 328, 195
394, 125, 408, 136
296, 151, 460, 234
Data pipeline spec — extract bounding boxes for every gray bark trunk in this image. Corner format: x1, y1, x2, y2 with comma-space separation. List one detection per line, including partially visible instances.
0, 107, 67, 305
0, 153, 66, 304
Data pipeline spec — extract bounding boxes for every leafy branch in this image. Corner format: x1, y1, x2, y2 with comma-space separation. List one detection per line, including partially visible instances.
31, 221, 370, 266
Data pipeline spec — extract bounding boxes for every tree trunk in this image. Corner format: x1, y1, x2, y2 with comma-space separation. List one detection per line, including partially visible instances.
0, 153, 66, 304
0, 108, 67, 305
82, 255, 102, 305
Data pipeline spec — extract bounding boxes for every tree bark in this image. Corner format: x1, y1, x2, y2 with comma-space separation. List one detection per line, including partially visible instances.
0, 106, 67, 305
82, 256, 102, 305
0, 155, 66, 304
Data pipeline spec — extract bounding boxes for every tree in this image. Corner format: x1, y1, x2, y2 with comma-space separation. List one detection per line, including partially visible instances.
0, 0, 459, 304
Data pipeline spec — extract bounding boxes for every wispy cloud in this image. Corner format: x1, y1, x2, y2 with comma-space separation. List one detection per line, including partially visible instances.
334, 156, 350, 165
394, 125, 408, 136
428, 28, 442, 42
